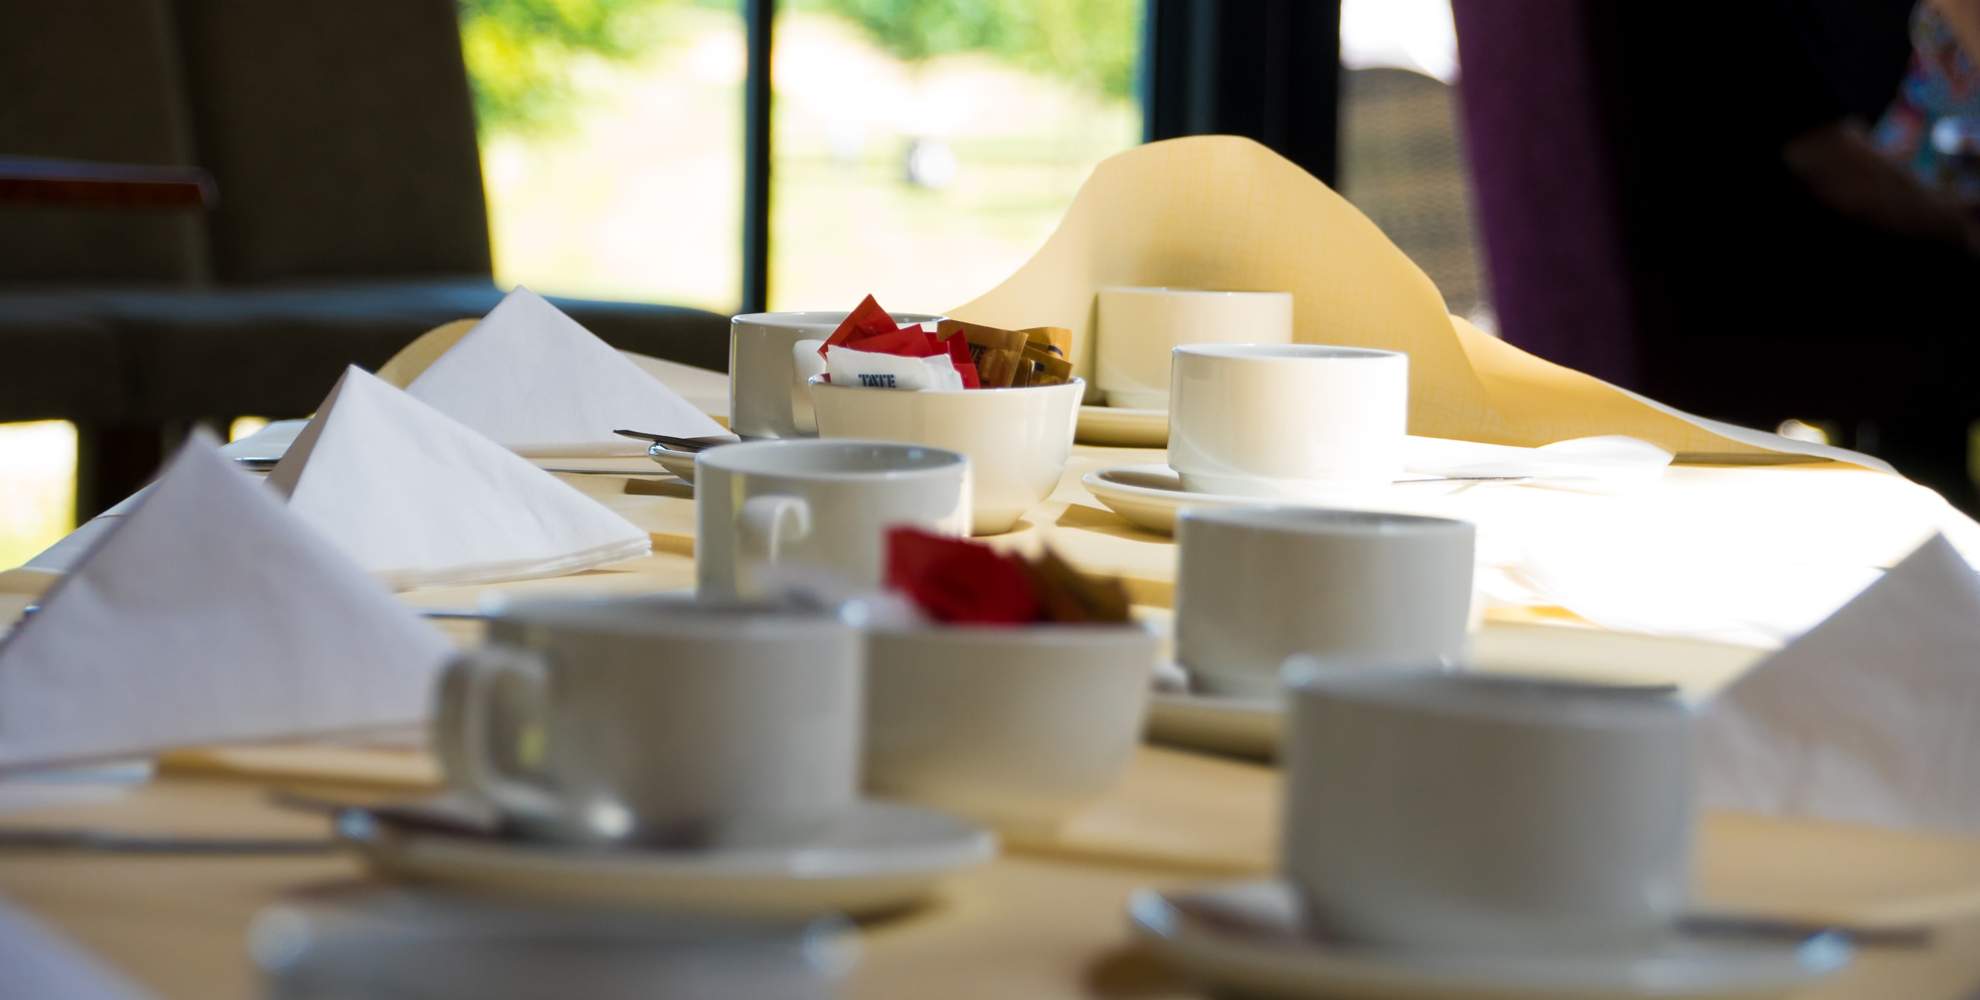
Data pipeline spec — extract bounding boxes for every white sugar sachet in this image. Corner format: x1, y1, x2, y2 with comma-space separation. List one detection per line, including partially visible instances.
826, 346, 964, 391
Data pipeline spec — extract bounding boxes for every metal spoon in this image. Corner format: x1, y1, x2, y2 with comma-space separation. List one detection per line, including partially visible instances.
611, 429, 739, 453
0, 826, 334, 855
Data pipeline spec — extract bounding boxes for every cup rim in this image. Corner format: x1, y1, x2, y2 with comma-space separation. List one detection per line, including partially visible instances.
696, 438, 968, 481
1172, 343, 1402, 362
1283, 659, 1692, 731
731, 310, 943, 329
1179, 505, 1471, 537
1098, 285, 1293, 299
808, 374, 1087, 397
868, 619, 1154, 647
482, 594, 852, 641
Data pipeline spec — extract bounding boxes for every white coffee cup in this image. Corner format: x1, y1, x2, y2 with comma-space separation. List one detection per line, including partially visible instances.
806, 376, 1084, 535
1168, 344, 1407, 497
434, 596, 864, 847
1175, 506, 1473, 696
1096, 287, 1292, 410
1282, 664, 1697, 950
695, 439, 971, 599
730, 310, 942, 439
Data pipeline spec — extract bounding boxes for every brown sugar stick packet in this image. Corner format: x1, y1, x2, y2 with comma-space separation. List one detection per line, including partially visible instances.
1020, 547, 1132, 623
936, 320, 1030, 388
1021, 326, 1071, 362
1011, 326, 1074, 387
1013, 344, 1074, 387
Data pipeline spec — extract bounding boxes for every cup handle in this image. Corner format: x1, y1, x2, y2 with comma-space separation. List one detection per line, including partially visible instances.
737, 494, 812, 596
439, 647, 563, 824
791, 340, 827, 434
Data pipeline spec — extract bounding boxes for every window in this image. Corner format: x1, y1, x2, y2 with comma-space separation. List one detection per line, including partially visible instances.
767, 0, 1144, 311
466, 0, 745, 312
466, 0, 1144, 314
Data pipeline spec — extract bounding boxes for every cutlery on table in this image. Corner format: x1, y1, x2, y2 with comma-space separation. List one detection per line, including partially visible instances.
0, 827, 334, 855
612, 429, 738, 453
16, 605, 486, 622
269, 789, 505, 841
1167, 893, 1934, 952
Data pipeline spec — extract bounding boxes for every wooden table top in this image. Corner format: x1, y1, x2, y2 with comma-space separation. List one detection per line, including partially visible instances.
3, 444, 1979, 997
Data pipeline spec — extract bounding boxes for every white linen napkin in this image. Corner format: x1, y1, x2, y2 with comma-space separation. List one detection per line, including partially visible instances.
1699, 533, 1980, 833
0, 432, 452, 772
405, 287, 727, 455
270, 367, 652, 589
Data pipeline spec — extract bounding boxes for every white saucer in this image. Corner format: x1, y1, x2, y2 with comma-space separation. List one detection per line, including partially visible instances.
1082, 464, 1420, 535
338, 799, 995, 920
1129, 880, 1851, 1000
1143, 625, 1765, 759
1076, 405, 1167, 447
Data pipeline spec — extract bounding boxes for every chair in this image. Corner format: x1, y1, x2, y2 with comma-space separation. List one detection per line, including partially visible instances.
0, 0, 731, 517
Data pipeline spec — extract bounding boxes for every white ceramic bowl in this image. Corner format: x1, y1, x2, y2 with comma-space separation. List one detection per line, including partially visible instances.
806, 376, 1085, 534
862, 622, 1157, 835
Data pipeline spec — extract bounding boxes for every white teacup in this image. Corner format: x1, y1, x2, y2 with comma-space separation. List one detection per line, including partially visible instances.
863, 622, 1156, 835
434, 596, 864, 848
695, 439, 971, 600
1282, 664, 1697, 951
1175, 507, 1473, 697
1168, 344, 1407, 498
730, 310, 943, 439
1096, 287, 1292, 410
806, 376, 1084, 535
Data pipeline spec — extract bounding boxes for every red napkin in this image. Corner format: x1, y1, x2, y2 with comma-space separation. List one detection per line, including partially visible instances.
885, 527, 1039, 625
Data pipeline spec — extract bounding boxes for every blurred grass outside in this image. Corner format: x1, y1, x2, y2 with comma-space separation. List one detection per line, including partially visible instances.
481, 5, 1139, 314
481, 4, 746, 311
0, 422, 75, 569
768, 11, 1139, 311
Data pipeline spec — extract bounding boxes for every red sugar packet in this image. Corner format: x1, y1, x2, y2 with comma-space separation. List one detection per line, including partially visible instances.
885, 527, 1130, 625
818, 294, 981, 388
818, 294, 902, 357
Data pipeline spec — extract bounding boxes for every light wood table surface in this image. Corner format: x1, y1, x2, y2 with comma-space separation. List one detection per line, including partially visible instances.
3, 447, 1980, 998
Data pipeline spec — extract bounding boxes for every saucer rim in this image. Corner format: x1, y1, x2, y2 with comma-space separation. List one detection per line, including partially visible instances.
340, 798, 998, 882
1074, 404, 1168, 446
1128, 879, 1852, 999
1081, 463, 1262, 533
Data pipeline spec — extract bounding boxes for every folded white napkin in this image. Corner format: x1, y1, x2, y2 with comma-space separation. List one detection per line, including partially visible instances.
1700, 533, 1980, 833
405, 287, 727, 455
270, 367, 652, 589
0, 432, 452, 772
